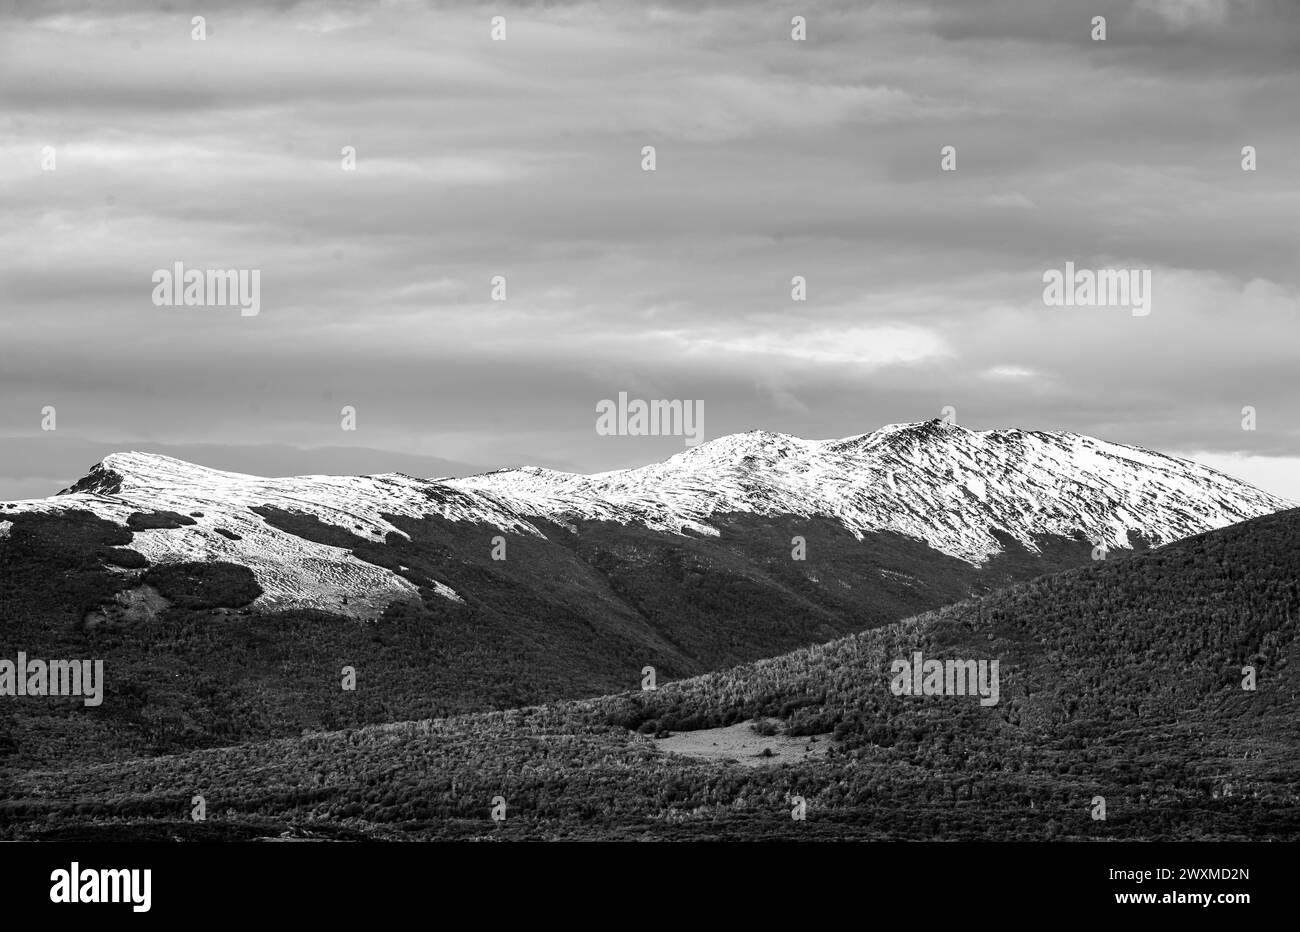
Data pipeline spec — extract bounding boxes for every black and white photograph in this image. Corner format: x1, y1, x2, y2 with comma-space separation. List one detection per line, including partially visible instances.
1, 0, 1295, 914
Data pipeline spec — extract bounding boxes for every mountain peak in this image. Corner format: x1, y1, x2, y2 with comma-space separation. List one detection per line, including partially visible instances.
881, 418, 975, 439
58, 452, 257, 497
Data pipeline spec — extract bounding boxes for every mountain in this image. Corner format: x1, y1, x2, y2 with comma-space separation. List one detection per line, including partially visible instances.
458, 419, 1285, 563
7, 420, 1287, 615
7, 504, 1298, 841
0, 421, 1290, 766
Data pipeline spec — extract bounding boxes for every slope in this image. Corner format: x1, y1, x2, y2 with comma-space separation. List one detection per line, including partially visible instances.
6, 507, 1298, 841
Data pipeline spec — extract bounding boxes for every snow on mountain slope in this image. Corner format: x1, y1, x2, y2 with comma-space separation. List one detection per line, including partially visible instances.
455, 420, 1293, 564
1, 421, 1290, 617
0, 452, 539, 617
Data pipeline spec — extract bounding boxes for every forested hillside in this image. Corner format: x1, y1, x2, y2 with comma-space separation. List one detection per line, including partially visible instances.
5, 508, 1296, 840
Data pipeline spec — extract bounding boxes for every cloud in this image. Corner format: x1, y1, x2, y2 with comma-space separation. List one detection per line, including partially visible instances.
683, 325, 953, 367
0, 0, 1297, 499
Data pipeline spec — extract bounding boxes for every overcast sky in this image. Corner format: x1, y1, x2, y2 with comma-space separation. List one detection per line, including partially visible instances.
2, 0, 1298, 500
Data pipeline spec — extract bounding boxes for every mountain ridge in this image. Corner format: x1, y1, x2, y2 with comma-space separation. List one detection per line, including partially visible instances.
0, 421, 1288, 618
458, 419, 1290, 561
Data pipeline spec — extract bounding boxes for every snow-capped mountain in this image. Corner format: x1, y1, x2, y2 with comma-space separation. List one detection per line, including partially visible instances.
1, 420, 1290, 618
456, 420, 1290, 562
3, 452, 539, 617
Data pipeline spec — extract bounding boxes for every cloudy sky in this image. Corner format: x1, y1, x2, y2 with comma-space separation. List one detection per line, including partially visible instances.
1, 0, 1298, 499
